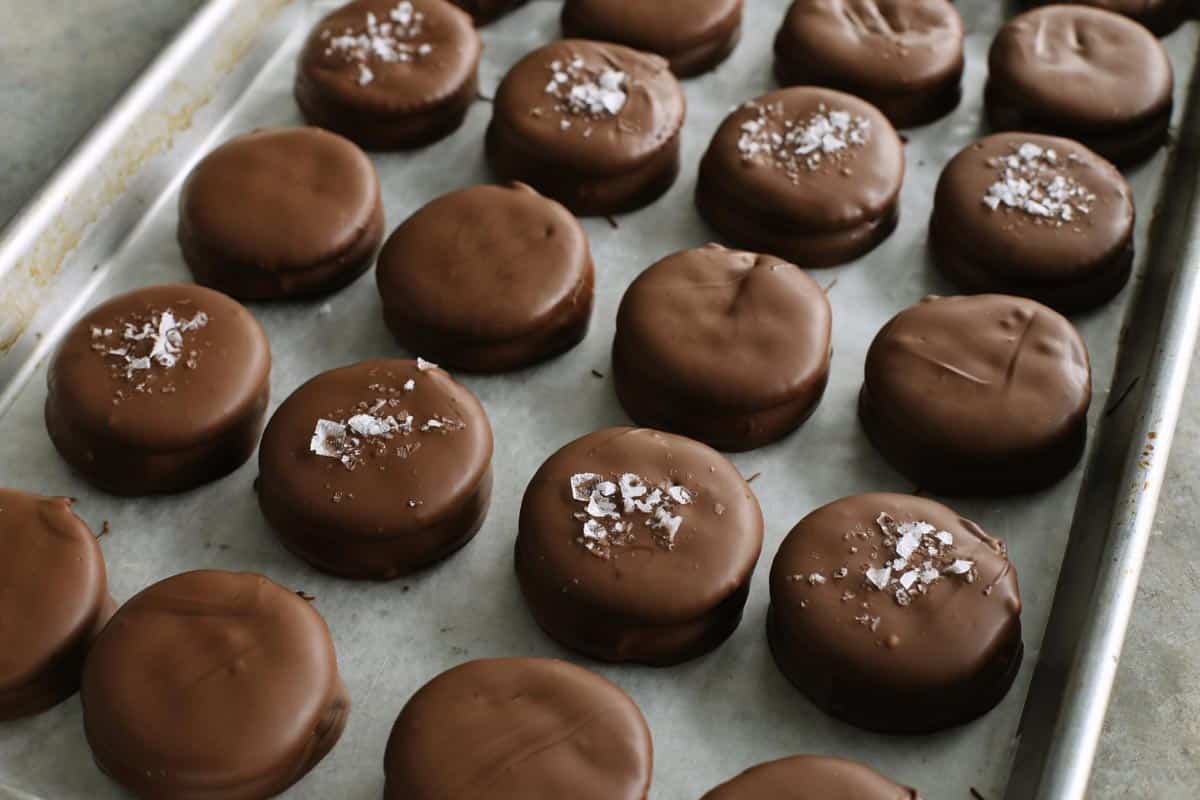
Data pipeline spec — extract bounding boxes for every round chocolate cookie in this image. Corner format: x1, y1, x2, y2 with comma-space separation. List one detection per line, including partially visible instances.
46, 284, 271, 496
0, 490, 114, 721
696, 87, 905, 268
81, 570, 349, 799
768, 493, 1023, 733
384, 658, 652, 799
179, 127, 384, 300
774, 0, 964, 128
487, 39, 687, 216
516, 427, 763, 666
985, 5, 1174, 167
701, 755, 921, 800
560, 0, 742, 78
449, 0, 527, 24
257, 358, 493, 580
860, 294, 1092, 495
1023, 0, 1186, 36
613, 245, 832, 451
295, 0, 482, 150
376, 182, 595, 372
931, 134, 1135, 312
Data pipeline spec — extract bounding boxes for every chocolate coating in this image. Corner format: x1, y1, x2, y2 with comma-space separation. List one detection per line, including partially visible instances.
296, 0, 482, 150
516, 427, 763, 665
931, 134, 1135, 312
448, 0, 527, 24
613, 245, 832, 452
696, 87, 905, 268
487, 39, 687, 216
377, 182, 595, 372
860, 294, 1092, 495
81, 570, 349, 799
384, 658, 652, 799
179, 127, 384, 300
701, 755, 921, 800
985, 6, 1174, 167
774, 0, 964, 128
1023, 0, 1186, 36
0, 491, 114, 721
257, 359, 493, 580
561, 0, 742, 77
768, 493, 1023, 733
46, 284, 271, 496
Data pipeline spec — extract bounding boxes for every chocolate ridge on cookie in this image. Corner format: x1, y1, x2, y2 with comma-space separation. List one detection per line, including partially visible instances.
1022, 0, 1186, 36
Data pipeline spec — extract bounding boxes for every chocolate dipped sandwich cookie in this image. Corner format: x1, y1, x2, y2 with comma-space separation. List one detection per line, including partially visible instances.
257, 358, 493, 580
613, 244, 832, 451
516, 427, 763, 666
376, 182, 594, 372
448, 0, 527, 24
81, 570, 348, 800
487, 39, 686, 216
384, 658, 652, 799
560, 0, 742, 77
46, 284, 271, 496
860, 294, 1092, 495
986, 5, 1174, 167
296, 0, 482, 150
768, 493, 1023, 733
931, 134, 1134, 312
697, 87, 904, 268
774, 0, 964, 128
0, 490, 114, 721
701, 755, 921, 800
179, 127, 384, 300
1023, 0, 1186, 36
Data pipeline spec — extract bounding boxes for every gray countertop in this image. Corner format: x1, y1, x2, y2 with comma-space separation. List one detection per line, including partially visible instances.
1, 1, 1197, 797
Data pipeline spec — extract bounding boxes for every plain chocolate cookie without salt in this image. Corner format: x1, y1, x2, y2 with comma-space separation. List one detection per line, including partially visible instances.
701, 755, 921, 800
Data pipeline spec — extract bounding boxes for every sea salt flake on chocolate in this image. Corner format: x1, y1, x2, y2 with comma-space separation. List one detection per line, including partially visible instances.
865, 566, 892, 590
416, 357, 437, 371
808, 572, 826, 585
945, 559, 974, 575
403, 379, 415, 392
936, 530, 954, 546
899, 570, 919, 590
311, 419, 347, 457
347, 414, 395, 437
571, 473, 601, 501
667, 485, 693, 505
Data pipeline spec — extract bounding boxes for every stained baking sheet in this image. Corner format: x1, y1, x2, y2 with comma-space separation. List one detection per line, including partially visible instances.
0, 0, 1198, 797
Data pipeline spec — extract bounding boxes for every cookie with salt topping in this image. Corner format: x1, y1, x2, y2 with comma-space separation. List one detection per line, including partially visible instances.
768, 492, 1023, 733
931, 133, 1134, 312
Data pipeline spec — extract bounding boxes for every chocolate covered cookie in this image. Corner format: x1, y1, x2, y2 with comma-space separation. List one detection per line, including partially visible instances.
449, 0, 527, 24
1023, 0, 1186, 36
487, 39, 687, 216
179, 127, 384, 300
774, 0, 964, 128
697, 87, 904, 268
986, 6, 1174, 167
0, 491, 114, 721
613, 245, 832, 451
561, 0, 742, 77
860, 294, 1092, 495
81, 570, 348, 799
46, 284, 271, 496
257, 358, 493, 579
516, 427, 763, 665
296, 0, 482, 150
701, 755, 921, 800
376, 183, 594, 372
768, 493, 1023, 733
384, 658, 652, 799
931, 134, 1135, 312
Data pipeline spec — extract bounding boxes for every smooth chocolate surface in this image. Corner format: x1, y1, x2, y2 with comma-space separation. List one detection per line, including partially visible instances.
257, 358, 493, 580
448, 0, 527, 24
560, 0, 743, 77
931, 134, 1135, 312
701, 755, 921, 799
0, 490, 114, 721
376, 182, 594, 372
46, 284, 271, 496
296, 0, 482, 150
768, 493, 1023, 733
516, 427, 763, 665
1023, 0, 1187, 35
613, 244, 832, 451
81, 570, 348, 799
985, 5, 1174, 167
384, 658, 652, 799
487, 39, 687, 216
696, 86, 904, 268
774, 0, 964, 128
179, 126, 384, 300
860, 294, 1092, 495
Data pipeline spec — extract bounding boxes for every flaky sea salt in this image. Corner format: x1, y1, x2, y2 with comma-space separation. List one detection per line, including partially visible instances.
569, 470, 693, 558
982, 142, 1095, 223
94, 308, 208, 386
542, 58, 627, 129
737, 102, 871, 178
323, 1, 432, 85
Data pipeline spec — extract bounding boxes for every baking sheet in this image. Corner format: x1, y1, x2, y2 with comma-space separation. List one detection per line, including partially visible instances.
0, 0, 1197, 797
